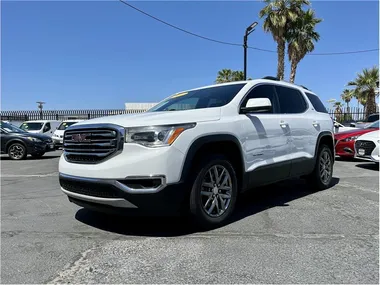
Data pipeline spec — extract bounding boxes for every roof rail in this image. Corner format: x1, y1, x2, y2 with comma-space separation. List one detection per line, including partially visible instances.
299, 85, 310, 91
262, 76, 280, 81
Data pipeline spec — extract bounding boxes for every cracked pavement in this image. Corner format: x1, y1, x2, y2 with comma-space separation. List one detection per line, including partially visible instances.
1, 151, 379, 283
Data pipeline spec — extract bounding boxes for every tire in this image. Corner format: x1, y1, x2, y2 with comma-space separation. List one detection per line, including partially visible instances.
31, 152, 45, 159
306, 144, 334, 191
189, 154, 238, 229
7, 142, 27, 160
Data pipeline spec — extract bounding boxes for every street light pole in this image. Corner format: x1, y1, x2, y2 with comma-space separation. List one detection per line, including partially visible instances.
243, 21, 258, 80
36, 101, 45, 120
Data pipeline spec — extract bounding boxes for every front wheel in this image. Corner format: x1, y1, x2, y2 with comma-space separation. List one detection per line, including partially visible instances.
189, 155, 238, 229
8, 143, 27, 160
306, 144, 334, 191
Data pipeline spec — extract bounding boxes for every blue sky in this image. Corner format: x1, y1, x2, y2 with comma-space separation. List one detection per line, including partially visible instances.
1, 0, 379, 111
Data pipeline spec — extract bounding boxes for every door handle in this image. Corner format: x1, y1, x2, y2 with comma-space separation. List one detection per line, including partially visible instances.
280, 121, 288, 128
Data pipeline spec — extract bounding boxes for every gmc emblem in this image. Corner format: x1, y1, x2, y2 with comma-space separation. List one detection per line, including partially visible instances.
72, 133, 90, 142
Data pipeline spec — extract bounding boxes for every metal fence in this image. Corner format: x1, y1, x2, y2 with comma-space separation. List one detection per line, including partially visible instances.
0, 109, 146, 122
327, 107, 374, 123
0, 107, 371, 125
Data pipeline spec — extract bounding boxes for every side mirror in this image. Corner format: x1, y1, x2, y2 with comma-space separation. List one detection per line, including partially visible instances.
240, 98, 272, 114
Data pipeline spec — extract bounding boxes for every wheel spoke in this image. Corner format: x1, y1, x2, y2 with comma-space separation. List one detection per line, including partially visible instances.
219, 186, 231, 191
219, 195, 226, 211
208, 170, 215, 184
216, 168, 225, 184
201, 191, 212, 197
207, 199, 216, 215
219, 193, 231, 199
215, 198, 220, 213
202, 182, 213, 188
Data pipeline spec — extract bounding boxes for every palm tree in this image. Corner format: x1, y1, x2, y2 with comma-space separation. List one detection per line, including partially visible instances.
215, 69, 234, 84
333, 101, 343, 122
259, 0, 310, 80
341, 89, 354, 112
287, 9, 321, 83
215, 69, 251, 83
348, 66, 379, 119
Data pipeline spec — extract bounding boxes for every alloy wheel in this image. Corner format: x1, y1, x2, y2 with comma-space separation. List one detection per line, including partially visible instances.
319, 150, 332, 184
200, 165, 232, 218
9, 144, 25, 159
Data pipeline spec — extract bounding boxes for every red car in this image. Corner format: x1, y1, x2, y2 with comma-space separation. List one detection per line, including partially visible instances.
334, 120, 379, 158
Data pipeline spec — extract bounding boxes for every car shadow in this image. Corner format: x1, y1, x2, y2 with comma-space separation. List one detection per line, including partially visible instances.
75, 177, 340, 237
0, 155, 61, 161
355, 163, 379, 171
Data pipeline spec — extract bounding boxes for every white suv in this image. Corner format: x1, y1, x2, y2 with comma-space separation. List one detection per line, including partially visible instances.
59, 77, 335, 228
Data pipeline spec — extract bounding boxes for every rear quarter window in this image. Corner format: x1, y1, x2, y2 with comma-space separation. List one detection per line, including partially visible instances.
305, 92, 328, 113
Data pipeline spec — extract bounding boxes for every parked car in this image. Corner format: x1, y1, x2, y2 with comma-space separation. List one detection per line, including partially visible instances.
333, 120, 358, 133
0, 121, 55, 160
59, 77, 335, 228
350, 113, 379, 128
334, 120, 379, 159
52, 120, 84, 149
354, 130, 379, 163
19, 120, 60, 137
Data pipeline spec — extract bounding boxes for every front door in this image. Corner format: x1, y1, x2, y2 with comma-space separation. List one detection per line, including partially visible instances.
239, 84, 292, 187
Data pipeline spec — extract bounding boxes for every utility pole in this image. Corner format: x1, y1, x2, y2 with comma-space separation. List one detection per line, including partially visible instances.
243, 21, 258, 80
36, 101, 45, 120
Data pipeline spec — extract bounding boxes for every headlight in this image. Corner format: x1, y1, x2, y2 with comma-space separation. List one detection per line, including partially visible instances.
27, 137, 42, 142
125, 123, 196, 147
342, 136, 359, 142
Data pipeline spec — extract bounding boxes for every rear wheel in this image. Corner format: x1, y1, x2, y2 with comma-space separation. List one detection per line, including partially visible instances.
189, 154, 238, 229
306, 144, 333, 191
8, 143, 27, 160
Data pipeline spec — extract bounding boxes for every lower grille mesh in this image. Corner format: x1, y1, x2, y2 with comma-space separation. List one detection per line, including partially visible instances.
60, 178, 123, 198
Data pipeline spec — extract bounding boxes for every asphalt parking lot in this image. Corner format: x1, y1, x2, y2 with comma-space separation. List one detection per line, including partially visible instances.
1, 151, 379, 284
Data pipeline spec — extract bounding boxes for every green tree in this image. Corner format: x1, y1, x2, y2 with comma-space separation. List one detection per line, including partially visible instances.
259, 0, 310, 80
348, 66, 379, 119
215, 69, 251, 83
341, 89, 354, 110
287, 8, 321, 83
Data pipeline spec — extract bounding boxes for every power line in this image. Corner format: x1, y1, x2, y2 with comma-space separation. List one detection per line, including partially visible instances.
119, 0, 379, 56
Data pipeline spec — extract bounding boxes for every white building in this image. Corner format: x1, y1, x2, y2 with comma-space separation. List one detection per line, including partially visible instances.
125, 103, 157, 111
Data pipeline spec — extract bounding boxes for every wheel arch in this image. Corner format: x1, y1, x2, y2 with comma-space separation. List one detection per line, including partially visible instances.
179, 134, 247, 192
315, 131, 335, 162
5, 139, 27, 153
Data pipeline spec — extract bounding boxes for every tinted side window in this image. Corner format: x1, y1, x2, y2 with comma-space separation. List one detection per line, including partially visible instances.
275, 86, 307, 114
44, 123, 51, 132
305, 92, 328, 113
241, 84, 279, 113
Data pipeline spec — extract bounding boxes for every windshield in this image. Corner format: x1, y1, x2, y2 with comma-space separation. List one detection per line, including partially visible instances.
1, 121, 27, 133
57, 122, 78, 130
368, 114, 379, 122
20, 122, 44, 131
148, 83, 246, 112
365, 120, 379, 129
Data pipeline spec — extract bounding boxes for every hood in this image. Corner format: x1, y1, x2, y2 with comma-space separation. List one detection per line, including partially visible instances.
76, 108, 221, 128
54, 130, 65, 135
357, 130, 380, 141
334, 128, 376, 139
12, 132, 52, 141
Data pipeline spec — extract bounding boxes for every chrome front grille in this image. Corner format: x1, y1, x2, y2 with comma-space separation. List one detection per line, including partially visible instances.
63, 124, 125, 164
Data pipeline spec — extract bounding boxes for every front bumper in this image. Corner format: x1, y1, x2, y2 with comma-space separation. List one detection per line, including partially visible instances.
27, 141, 55, 154
354, 142, 379, 162
52, 138, 63, 148
59, 173, 189, 214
